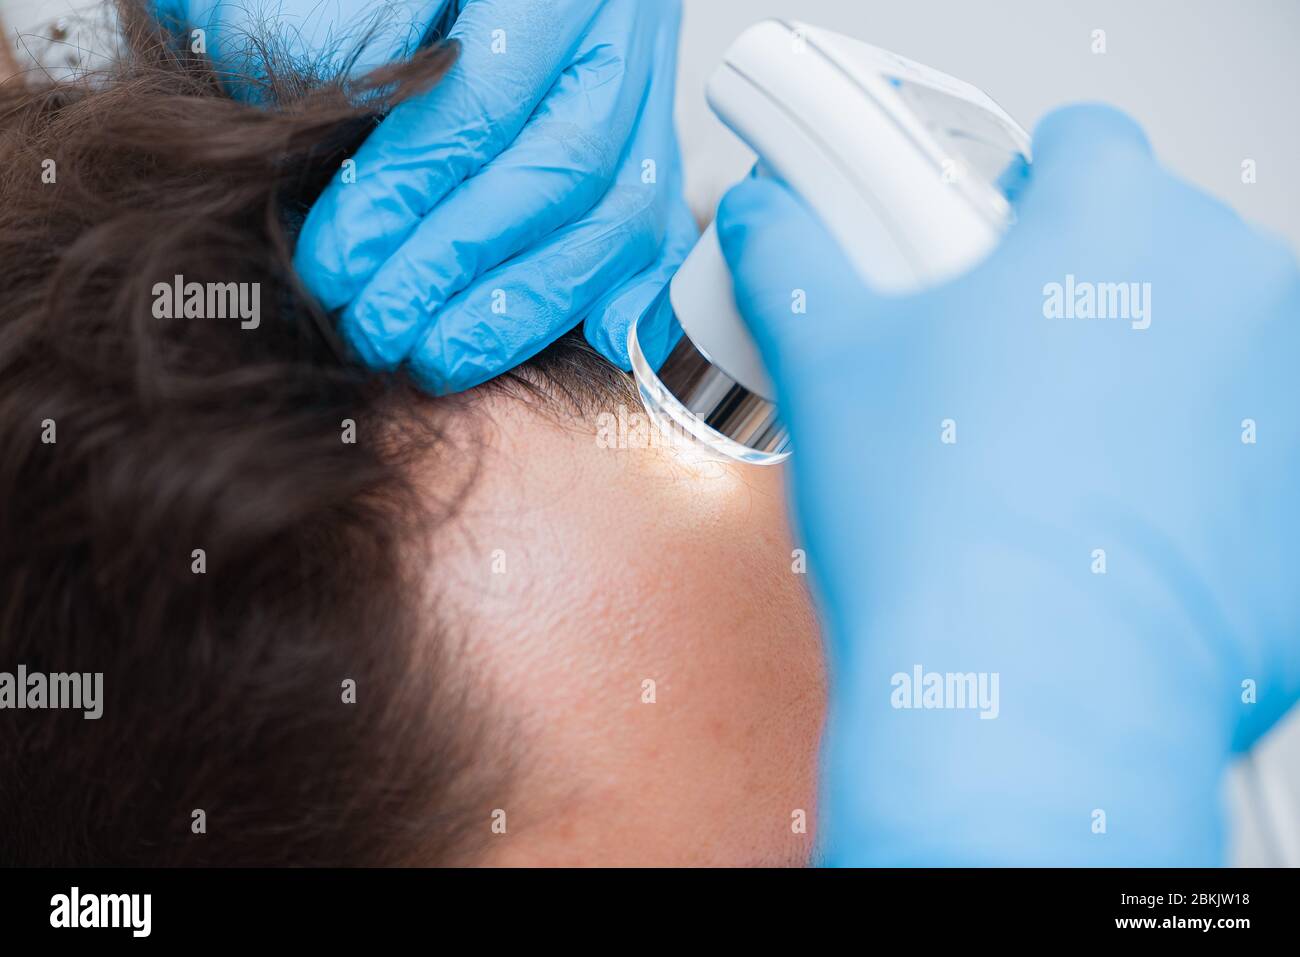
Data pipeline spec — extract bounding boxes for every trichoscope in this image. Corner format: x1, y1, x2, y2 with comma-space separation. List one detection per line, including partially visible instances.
628, 19, 1031, 464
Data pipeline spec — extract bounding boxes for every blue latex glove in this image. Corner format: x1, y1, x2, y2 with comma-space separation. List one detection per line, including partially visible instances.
291, 0, 695, 391
155, 0, 696, 391
716, 104, 1300, 866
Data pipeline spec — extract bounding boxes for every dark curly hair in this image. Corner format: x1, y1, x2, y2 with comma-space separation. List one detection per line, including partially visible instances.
0, 1, 632, 865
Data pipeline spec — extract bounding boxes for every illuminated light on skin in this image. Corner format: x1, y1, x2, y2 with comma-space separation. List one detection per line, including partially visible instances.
628, 320, 790, 468
661, 437, 738, 483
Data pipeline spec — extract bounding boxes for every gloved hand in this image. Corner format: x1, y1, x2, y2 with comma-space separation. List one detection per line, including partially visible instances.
716, 104, 1300, 865
155, 0, 696, 392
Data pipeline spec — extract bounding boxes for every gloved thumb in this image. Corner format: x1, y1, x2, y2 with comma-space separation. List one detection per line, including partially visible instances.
715, 176, 879, 398
1020, 103, 1153, 206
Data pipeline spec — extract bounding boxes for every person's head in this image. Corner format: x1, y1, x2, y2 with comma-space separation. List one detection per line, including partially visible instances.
0, 2, 824, 866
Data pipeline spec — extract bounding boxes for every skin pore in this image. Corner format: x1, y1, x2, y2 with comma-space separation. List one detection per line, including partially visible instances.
422, 383, 827, 866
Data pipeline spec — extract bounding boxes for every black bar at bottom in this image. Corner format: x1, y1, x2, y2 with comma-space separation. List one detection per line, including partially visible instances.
0, 867, 1292, 943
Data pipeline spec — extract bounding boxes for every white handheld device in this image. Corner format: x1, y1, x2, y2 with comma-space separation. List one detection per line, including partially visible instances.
628, 20, 1032, 464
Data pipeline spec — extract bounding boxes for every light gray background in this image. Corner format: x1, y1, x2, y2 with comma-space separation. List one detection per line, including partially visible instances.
674, 0, 1300, 868
675, 0, 1300, 253
5, 0, 1298, 865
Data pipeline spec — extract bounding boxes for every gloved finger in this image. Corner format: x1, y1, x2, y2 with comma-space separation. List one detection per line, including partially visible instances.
296, 0, 607, 309
338, 18, 652, 368
1004, 104, 1158, 264
584, 195, 697, 370
716, 176, 881, 392
408, 183, 662, 393
580, 0, 694, 370
1025, 103, 1153, 188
